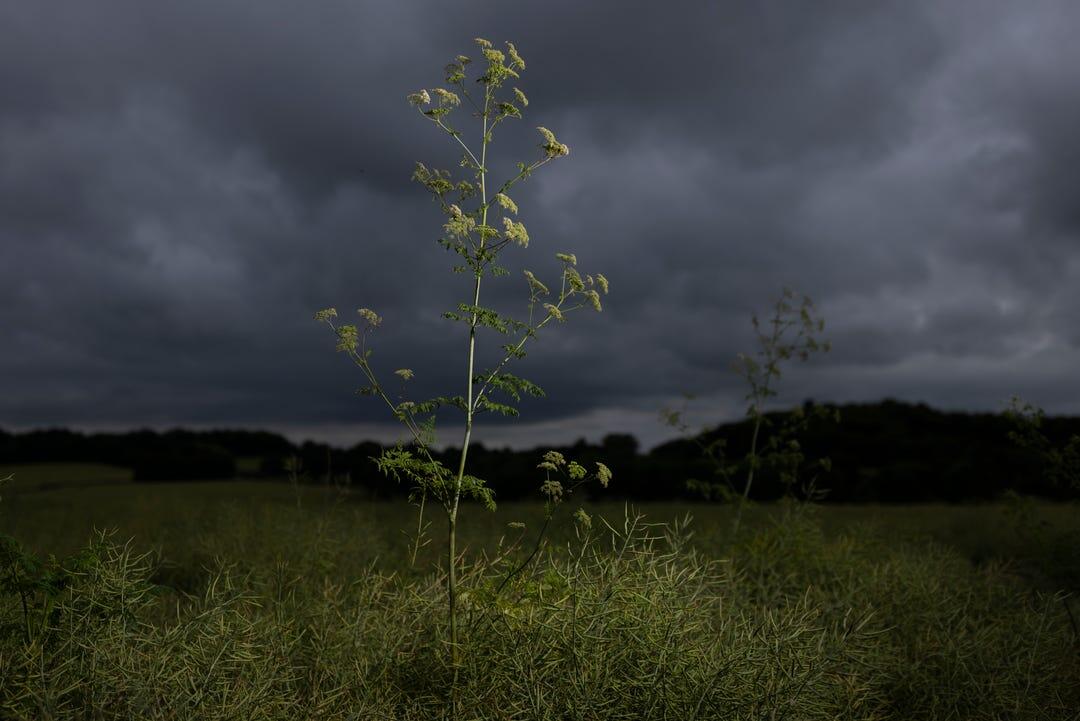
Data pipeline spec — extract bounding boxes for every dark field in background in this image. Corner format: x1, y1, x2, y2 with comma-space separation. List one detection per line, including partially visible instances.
2, 462, 1079, 571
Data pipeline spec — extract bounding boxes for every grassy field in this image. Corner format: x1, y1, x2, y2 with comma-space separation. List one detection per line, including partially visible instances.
3, 463, 1078, 574
1, 463, 1079, 719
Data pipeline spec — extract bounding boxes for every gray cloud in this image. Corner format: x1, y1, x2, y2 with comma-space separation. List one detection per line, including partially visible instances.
1, 0, 1078, 450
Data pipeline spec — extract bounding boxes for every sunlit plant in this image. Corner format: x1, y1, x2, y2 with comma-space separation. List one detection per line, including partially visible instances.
315, 38, 610, 676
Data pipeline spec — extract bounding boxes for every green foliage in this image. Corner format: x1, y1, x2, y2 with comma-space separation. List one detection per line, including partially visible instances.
477, 372, 545, 404
374, 446, 453, 499
0, 529, 155, 653
2, 507, 1077, 720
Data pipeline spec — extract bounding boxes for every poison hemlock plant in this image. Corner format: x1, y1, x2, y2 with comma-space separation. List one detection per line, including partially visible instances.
664, 287, 836, 538
1004, 396, 1080, 492
723, 288, 836, 537
315, 38, 610, 676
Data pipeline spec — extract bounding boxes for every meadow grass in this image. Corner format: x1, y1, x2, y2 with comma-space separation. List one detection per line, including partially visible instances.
0, 463, 133, 493
2, 474, 1079, 719
2, 468, 1077, 571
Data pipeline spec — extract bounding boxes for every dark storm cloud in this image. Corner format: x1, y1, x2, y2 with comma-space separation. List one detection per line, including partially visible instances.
2, 0, 1078, 449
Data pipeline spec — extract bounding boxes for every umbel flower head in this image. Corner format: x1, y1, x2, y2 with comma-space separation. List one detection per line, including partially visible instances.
540, 478, 563, 501
537, 127, 570, 158
537, 450, 566, 471
543, 303, 565, 322
357, 308, 382, 327
506, 41, 525, 70
595, 462, 613, 488
335, 325, 359, 352
494, 192, 518, 214
407, 89, 431, 106
502, 217, 529, 247
432, 87, 460, 107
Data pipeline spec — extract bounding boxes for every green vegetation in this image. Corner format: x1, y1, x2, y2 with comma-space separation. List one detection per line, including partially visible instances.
1, 477, 1078, 719
0, 463, 132, 494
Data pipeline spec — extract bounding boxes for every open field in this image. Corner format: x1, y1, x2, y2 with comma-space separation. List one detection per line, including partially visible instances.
3, 463, 1078, 576
2, 464, 1079, 719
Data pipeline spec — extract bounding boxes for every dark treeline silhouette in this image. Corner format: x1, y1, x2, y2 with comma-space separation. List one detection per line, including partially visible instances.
0, 428, 290, 481
2, 399, 1077, 501
648, 399, 1076, 502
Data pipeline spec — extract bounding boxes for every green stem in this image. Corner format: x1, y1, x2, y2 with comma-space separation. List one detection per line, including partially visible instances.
732, 319, 782, 540
493, 515, 551, 597
448, 87, 491, 690
409, 492, 427, 567
732, 410, 762, 540
10, 562, 31, 645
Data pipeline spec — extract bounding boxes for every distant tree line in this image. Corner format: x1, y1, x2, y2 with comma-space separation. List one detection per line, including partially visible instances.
648, 399, 1078, 503
0, 429, 290, 482
1, 399, 1077, 501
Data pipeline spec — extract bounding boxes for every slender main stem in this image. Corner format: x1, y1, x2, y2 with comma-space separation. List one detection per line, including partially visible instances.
731, 410, 763, 540
448, 90, 491, 678
731, 316, 783, 540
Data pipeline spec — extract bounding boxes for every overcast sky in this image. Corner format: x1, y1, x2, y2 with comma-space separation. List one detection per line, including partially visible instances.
2, 0, 1078, 450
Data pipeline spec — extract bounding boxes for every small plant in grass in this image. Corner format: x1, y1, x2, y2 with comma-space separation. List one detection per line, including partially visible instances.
283, 455, 306, 511
315, 38, 610, 681
664, 287, 835, 537
487, 450, 611, 598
